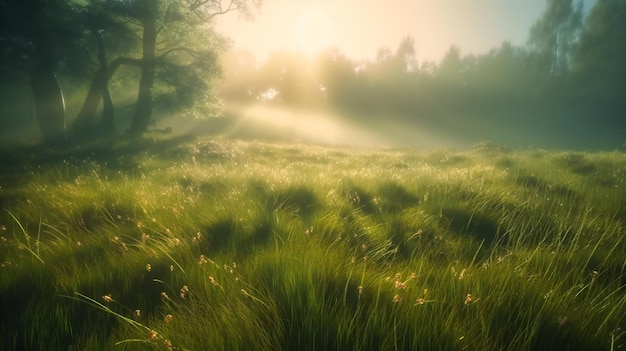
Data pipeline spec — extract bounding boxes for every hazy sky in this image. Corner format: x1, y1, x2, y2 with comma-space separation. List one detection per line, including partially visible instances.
215, 0, 596, 63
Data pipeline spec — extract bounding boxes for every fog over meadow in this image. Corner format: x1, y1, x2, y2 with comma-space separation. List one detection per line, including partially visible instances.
0, 0, 624, 151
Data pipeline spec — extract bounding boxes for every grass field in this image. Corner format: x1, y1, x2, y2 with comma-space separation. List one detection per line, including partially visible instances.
0, 136, 624, 350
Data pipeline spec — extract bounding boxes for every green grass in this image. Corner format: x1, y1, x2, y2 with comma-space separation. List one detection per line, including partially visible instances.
0, 137, 624, 350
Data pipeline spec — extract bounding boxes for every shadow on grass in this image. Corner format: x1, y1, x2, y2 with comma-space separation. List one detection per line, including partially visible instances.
199, 214, 275, 259
271, 185, 319, 220
515, 173, 579, 200
441, 206, 506, 248
376, 182, 421, 213
0, 134, 198, 185
557, 153, 597, 175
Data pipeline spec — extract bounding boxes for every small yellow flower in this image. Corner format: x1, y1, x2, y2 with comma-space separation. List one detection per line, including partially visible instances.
394, 280, 407, 290
164, 314, 173, 323
192, 233, 202, 244
163, 339, 173, 351
180, 285, 189, 299
146, 264, 152, 272
148, 330, 158, 340
102, 294, 112, 303
135, 309, 141, 317
393, 294, 401, 303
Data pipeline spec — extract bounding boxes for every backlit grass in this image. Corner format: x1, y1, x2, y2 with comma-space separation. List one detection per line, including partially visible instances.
0, 137, 624, 350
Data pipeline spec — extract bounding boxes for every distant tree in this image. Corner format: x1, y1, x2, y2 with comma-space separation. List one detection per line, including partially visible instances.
527, 0, 584, 75
255, 51, 315, 105
572, 0, 626, 99
436, 45, 465, 84
369, 37, 417, 81
219, 49, 258, 103
394, 35, 418, 73
311, 48, 358, 107
474, 41, 528, 92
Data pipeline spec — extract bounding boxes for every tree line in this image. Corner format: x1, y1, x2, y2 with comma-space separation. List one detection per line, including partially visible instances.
221, 0, 625, 135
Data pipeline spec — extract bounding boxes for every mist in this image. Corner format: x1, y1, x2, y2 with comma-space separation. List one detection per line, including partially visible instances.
1, 0, 625, 152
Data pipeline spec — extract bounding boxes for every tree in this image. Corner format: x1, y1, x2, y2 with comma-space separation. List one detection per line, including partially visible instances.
254, 51, 314, 105
436, 45, 465, 84
528, 0, 584, 75
71, 3, 129, 136
0, 0, 83, 143
108, 0, 262, 134
572, 0, 626, 98
473, 41, 528, 92
219, 49, 258, 103
394, 35, 418, 73
311, 48, 358, 107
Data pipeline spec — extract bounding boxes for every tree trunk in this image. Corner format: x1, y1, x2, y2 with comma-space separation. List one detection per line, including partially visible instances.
73, 29, 115, 136
30, 2, 65, 144
101, 78, 115, 134
30, 66, 66, 144
128, 0, 157, 135
72, 67, 107, 135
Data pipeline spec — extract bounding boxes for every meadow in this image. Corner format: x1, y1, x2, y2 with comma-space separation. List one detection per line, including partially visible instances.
0, 136, 624, 350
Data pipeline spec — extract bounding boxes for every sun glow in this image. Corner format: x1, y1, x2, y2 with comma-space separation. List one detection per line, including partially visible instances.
295, 9, 335, 57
